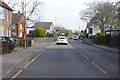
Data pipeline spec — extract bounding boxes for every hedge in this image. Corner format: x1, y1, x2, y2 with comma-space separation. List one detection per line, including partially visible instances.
89, 34, 105, 45
90, 32, 120, 48
113, 32, 120, 48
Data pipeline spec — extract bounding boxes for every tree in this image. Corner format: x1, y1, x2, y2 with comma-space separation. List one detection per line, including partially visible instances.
6, 0, 43, 24
34, 27, 46, 37
55, 25, 71, 37
74, 31, 79, 35
80, 2, 118, 33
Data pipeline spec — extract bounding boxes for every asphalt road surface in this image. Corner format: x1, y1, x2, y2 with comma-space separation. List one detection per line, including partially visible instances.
16, 40, 118, 78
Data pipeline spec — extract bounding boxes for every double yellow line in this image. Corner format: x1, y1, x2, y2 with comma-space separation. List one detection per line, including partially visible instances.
10, 46, 48, 80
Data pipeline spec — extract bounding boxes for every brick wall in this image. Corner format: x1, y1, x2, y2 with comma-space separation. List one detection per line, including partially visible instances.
0, 6, 12, 37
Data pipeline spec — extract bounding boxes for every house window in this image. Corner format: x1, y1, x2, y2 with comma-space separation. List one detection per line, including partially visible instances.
20, 32, 22, 37
0, 26, 4, 36
7, 28, 8, 36
20, 24, 22, 29
12, 32, 17, 36
7, 10, 9, 22
9, 29, 11, 37
12, 24, 15, 29
0, 7, 5, 19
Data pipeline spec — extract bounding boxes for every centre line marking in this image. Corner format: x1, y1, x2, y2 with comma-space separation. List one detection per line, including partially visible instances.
91, 62, 107, 74
81, 54, 89, 60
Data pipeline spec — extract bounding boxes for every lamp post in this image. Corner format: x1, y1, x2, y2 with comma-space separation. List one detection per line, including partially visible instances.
24, 0, 26, 49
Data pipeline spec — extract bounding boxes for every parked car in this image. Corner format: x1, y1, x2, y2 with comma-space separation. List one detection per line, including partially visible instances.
0, 36, 15, 50
69, 36, 73, 39
56, 36, 68, 45
73, 35, 79, 40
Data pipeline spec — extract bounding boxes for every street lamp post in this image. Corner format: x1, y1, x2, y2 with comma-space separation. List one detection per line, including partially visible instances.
24, 0, 26, 49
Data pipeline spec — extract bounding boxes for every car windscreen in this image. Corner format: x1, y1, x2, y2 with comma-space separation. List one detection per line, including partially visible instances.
9, 38, 14, 42
59, 37, 65, 39
5, 37, 14, 42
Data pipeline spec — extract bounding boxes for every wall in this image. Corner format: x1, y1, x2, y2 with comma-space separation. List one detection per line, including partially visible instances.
0, 6, 12, 37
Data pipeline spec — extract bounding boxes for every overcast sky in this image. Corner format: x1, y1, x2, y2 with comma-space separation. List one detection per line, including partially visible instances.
43, 0, 95, 31
4, 0, 118, 32
42, 0, 117, 32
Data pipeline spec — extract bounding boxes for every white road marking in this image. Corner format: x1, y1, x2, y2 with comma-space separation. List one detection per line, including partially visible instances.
81, 54, 89, 60
91, 62, 107, 74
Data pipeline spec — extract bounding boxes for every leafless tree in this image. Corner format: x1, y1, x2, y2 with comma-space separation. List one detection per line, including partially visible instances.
80, 2, 118, 33
6, 0, 43, 26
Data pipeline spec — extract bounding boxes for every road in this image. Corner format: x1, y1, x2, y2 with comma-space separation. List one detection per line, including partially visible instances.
14, 40, 118, 78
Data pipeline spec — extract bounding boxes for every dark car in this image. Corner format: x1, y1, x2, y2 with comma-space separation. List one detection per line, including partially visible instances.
0, 36, 15, 50
69, 36, 73, 39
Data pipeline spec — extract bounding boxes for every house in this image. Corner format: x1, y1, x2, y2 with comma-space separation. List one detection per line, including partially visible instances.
0, 1, 13, 37
85, 22, 101, 36
32, 22, 54, 34
11, 11, 26, 37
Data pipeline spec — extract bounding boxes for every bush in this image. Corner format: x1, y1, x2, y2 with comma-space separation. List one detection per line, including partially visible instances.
34, 27, 46, 37
90, 34, 105, 45
46, 34, 54, 37
113, 32, 120, 48
27, 34, 30, 37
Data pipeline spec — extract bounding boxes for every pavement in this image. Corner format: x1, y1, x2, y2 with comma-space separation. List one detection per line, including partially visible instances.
0, 40, 53, 79
80, 40, 119, 54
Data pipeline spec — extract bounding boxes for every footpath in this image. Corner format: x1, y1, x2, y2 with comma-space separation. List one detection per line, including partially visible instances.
0, 40, 53, 79
80, 40, 119, 53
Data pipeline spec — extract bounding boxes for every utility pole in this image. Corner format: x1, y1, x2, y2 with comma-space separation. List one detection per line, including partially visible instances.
24, 0, 26, 49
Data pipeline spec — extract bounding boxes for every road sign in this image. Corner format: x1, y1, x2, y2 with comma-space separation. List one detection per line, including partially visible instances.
104, 24, 110, 28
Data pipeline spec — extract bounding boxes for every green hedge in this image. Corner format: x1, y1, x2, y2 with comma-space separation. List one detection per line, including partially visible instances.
89, 34, 105, 45
90, 32, 120, 48
113, 32, 120, 48
46, 34, 54, 37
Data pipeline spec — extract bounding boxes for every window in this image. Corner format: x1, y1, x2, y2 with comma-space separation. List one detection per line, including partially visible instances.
0, 27, 4, 36
7, 28, 8, 36
20, 33, 22, 37
20, 24, 22, 29
0, 7, 5, 19
9, 30, 11, 37
12, 24, 15, 29
7, 10, 9, 22
12, 32, 17, 36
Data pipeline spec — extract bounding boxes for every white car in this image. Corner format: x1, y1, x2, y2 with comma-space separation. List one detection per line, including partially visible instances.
56, 36, 68, 45
73, 36, 79, 40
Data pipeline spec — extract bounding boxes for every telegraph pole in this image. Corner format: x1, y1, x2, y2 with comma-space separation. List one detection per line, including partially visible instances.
24, 0, 26, 49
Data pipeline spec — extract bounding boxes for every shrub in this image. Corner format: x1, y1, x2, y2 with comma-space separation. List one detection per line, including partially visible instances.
113, 32, 120, 48
90, 34, 105, 45
34, 27, 46, 37
46, 34, 54, 37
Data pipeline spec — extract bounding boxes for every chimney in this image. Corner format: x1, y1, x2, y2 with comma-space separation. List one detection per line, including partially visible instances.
18, 11, 20, 14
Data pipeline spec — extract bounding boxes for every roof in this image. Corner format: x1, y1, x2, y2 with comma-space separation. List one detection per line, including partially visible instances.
0, 1, 13, 11
86, 22, 91, 28
33, 22, 53, 28
12, 13, 23, 24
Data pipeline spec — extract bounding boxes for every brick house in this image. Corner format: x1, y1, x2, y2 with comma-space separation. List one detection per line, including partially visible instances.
11, 11, 26, 37
0, 1, 13, 37
32, 22, 54, 34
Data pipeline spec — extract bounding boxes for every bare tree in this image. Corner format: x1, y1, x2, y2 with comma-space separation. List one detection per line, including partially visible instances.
6, 0, 43, 26
80, 2, 118, 33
